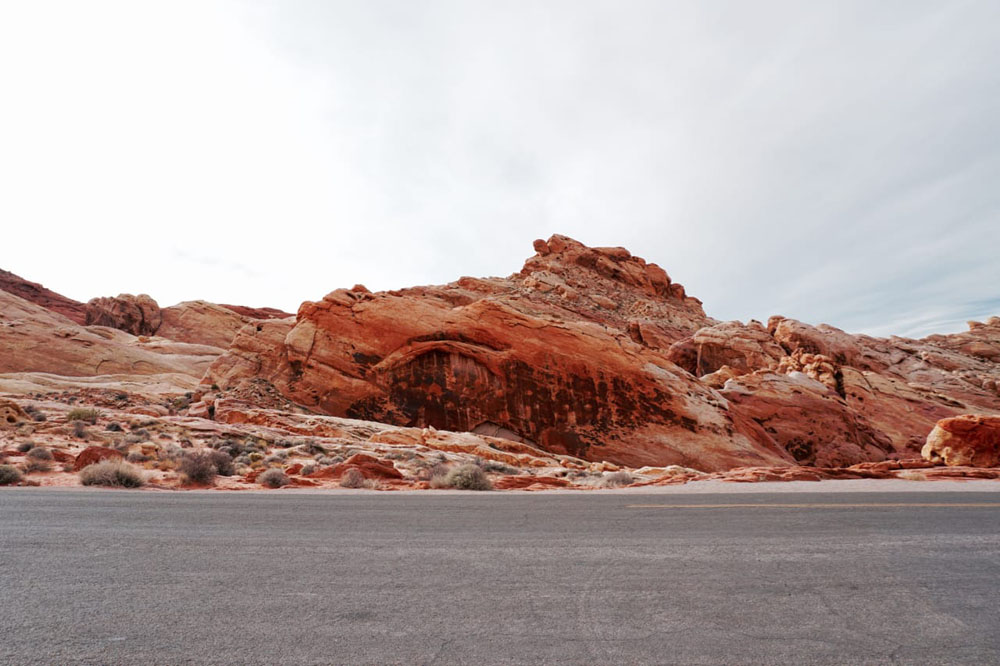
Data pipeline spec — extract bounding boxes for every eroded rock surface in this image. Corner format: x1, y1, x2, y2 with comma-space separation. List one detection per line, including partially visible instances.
922, 415, 1000, 467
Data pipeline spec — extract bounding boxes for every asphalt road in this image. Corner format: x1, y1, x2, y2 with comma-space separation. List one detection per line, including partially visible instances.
1, 490, 999, 665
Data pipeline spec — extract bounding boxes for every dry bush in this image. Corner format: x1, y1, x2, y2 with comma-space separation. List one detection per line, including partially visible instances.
16, 441, 35, 453
23, 458, 51, 473
340, 468, 365, 488
258, 468, 289, 488
178, 450, 235, 485
0, 465, 23, 485
126, 451, 151, 464
72, 421, 88, 439
433, 464, 492, 490
67, 408, 100, 424
600, 471, 634, 488
26, 447, 53, 461
79, 460, 144, 488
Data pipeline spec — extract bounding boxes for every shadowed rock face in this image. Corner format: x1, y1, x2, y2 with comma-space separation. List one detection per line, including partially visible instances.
207, 235, 793, 470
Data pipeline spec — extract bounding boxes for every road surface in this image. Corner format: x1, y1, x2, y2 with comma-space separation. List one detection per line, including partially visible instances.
1, 489, 999, 665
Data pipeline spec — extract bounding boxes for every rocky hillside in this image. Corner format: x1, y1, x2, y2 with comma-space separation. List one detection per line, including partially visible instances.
1, 235, 998, 491
206, 235, 1000, 470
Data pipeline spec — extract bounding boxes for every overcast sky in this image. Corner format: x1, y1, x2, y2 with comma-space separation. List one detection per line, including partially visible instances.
1, 1, 997, 338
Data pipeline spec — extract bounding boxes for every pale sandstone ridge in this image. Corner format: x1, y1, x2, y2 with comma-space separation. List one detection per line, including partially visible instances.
922, 415, 1000, 467
0, 289, 219, 380
83, 293, 293, 348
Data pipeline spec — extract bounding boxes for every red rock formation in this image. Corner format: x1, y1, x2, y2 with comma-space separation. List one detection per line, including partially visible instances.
207, 236, 792, 470
0, 269, 87, 324
219, 304, 292, 320
73, 446, 124, 471
922, 415, 1000, 467
85, 294, 162, 336
0, 289, 220, 379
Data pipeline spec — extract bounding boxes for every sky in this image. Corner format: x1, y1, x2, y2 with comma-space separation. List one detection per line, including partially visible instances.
1, 0, 998, 338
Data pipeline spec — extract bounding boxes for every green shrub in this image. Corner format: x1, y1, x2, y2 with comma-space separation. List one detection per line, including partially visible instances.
79, 460, 144, 488
67, 408, 100, 424
0, 464, 23, 485
259, 468, 289, 488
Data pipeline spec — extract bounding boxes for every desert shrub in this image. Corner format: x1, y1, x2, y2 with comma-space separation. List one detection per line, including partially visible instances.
26, 447, 53, 461
178, 450, 233, 484
131, 428, 151, 441
600, 471, 634, 488
423, 462, 451, 486
264, 451, 288, 464
362, 479, 382, 490
23, 458, 51, 473
298, 440, 326, 456
259, 468, 289, 488
67, 408, 100, 424
437, 464, 492, 490
32, 411, 47, 422
248, 452, 264, 463
340, 468, 365, 488
16, 441, 34, 453
72, 421, 88, 439
478, 458, 516, 475
106, 422, 123, 432
209, 450, 235, 476
300, 463, 316, 476
317, 455, 342, 466
126, 451, 151, 464
0, 465, 22, 485
79, 460, 144, 488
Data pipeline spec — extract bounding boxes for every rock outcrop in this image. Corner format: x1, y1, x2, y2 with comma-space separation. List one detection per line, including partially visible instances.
0, 289, 221, 379
85, 294, 162, 336
0, 269, 87, 324
922, 415, 1000, 467
207, 235, 795, 470
206, 235, 1000, 470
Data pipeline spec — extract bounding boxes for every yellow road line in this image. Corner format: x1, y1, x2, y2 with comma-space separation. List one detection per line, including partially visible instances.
626, 503, 1000, 509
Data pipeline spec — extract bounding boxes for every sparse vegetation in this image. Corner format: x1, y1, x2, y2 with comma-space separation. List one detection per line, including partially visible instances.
0, 464, 24, 485
26, 447, 53, 461
432, 463, 492, 490
478, 458, 516, 474
178, 450, 235, 485
600, 471, 634, 488
300, 463, 316, 476
126, 451, 151, 464
79, 460, 144, 488
259, 468, 289, 488
340, 468, 365, 488
23, 458, 51, 473
72, 421, 88, 439
16, 441, 34, 453
106, 422, 123, 432
67, 408, 100, 424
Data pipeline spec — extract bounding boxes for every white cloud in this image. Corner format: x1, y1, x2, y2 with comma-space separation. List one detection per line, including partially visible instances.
1, 0, 997, 337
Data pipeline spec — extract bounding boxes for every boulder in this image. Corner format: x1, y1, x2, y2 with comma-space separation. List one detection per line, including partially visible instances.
85, 294, 162, 336
922, 415, 1000, 467
73, 446, 124, 471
